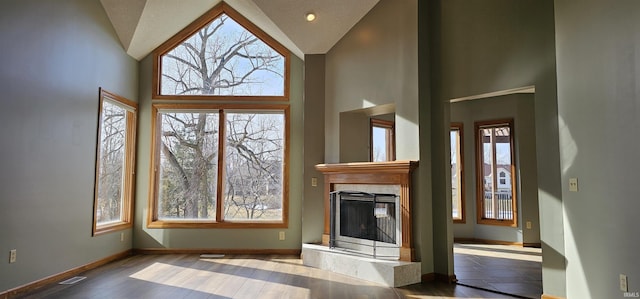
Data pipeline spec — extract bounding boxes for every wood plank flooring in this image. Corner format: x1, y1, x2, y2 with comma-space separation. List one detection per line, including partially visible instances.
14, 254, 519, 299
454, 243, 543, 299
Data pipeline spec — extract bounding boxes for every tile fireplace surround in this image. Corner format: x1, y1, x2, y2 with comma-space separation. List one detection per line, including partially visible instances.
302, 160, 421, 287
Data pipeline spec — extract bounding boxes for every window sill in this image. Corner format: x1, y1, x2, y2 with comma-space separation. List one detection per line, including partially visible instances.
147, 220, 288, 229
477, 219, 517, 227
93, 222, 132, 236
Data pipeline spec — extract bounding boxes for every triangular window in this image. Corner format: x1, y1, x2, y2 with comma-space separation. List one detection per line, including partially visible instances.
154, 3, 288, 99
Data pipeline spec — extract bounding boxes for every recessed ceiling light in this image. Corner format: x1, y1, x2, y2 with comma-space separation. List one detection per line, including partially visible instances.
305, 12, 316, 22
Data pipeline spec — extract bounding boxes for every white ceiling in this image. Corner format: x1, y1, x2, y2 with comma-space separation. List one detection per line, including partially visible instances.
100, 0, 380, 61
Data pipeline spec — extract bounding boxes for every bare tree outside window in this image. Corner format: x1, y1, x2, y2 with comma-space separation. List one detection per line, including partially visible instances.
149, 4, 289, 227
93, 89, 136, 235
224, 112, 284, 220
96, 101, 126, 224
158, 112, 219, 220
160, 13, 285, 96
156, 110, 285, 221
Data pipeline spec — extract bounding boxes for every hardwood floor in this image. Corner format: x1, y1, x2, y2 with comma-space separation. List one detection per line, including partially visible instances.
454, 243, 543, 299
14, 254, 519, 299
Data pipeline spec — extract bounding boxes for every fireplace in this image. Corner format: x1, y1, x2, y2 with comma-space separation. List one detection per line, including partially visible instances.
330, 191, 400, 259
315, 160, 418, 262
303, 161, 420, 286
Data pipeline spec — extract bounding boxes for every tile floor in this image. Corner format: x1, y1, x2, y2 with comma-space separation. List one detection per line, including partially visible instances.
453, 243, 543, 299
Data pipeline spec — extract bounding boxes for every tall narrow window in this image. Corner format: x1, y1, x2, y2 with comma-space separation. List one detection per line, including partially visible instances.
451, 123, 464, 223
93, 89, 137, 235
370, 118, 395, 162
475, 120, 517, 226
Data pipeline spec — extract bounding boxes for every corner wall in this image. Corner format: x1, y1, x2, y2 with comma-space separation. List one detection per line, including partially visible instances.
302, 54, 326, 243
555, 0, 640, 298
0, 0, 138, 291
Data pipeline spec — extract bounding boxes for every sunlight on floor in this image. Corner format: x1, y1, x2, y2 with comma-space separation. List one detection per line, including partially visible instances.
455, 244, 542, 262
129, 262, 311, 297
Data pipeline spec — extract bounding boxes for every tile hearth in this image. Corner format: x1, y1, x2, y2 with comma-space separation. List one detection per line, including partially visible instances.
302, 243, 421, 287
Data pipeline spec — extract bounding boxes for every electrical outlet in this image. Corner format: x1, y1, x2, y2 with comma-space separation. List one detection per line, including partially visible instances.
526, 221, 532, 229
569, 178, 578, 192
620, 274, 628, 292
278, 231, 285, 241
120, 232, 125, 242
311, 177, 318, 187
9, 249, 16, 263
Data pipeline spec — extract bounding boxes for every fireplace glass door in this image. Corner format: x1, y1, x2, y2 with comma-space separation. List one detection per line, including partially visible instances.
330, 191, 401, 259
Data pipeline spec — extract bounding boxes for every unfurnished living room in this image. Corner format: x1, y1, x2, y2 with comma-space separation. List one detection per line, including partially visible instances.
1, 0, 640, 299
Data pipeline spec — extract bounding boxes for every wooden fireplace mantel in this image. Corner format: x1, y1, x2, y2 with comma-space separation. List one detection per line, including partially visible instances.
315, 160, 419, 261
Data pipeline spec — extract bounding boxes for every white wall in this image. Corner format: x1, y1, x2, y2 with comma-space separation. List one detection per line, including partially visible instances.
0, 0, 138, 291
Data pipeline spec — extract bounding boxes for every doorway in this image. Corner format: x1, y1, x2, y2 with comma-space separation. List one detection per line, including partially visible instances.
449, 88, 542, 298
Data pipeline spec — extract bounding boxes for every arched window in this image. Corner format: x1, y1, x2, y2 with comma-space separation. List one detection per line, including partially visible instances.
153, 3, 289, 100
148, 3, 290, 228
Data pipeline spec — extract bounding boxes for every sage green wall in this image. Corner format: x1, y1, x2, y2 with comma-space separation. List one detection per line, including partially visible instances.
324, 0, 433, 274
555, 0, 640, 298
302, 54, 326, 244
325, 0, 419, 163
133, 53, 305, 250
0, 0, 138, 292
339, 111, 370, 163
429, 0, 564, 296
451, 94, 540, 245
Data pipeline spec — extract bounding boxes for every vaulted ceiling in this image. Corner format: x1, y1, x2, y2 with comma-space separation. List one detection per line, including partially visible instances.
100, 0, 380, 60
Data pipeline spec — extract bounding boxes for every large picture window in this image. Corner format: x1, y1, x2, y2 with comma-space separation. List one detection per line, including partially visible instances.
148, 3, 290, 228
148, 104, 289, 228
153, 3, 289, 100
93, 89, 137, 235
475, 119, 517, 227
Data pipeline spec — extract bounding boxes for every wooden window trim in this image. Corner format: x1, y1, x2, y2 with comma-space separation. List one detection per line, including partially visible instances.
93, 88, 137, 236
475, 119, 517, 227
370, 118, 396, 162
147, 103, 290, 229
451, 122, 465, 224
152, 2, 290, 101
